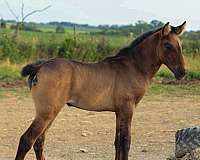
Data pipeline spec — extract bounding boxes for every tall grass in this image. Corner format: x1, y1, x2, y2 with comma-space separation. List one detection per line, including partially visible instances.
0, 28, 200, 81
0, 59, 23, 81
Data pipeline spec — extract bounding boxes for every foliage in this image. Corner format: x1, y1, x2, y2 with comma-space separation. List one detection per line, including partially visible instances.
91, 20, 164, 36
0, 19, 6, 28
56, 26, 65, 33
23, 23, 42, 32
0, 29, 116, 63
0, 19, 200, 81
0, 60, 22, 81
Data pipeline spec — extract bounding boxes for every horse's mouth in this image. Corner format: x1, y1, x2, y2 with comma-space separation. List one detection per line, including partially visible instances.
174, 68, 186, 80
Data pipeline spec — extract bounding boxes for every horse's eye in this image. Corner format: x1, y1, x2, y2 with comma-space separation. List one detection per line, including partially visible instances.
164, 43, 173, 50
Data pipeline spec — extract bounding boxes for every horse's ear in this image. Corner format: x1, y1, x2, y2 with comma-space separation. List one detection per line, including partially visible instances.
162, 22, 171, 36
174, 21, 186, 36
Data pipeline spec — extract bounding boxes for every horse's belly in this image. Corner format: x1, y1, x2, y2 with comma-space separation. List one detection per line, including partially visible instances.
67, 98, 115, 112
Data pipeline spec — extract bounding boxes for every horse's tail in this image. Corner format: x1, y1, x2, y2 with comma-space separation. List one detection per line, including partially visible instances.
21, 60, 47, 88
21, 60, 46, 77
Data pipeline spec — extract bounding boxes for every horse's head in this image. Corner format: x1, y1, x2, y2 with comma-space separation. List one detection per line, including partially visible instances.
158, 22, 186, 80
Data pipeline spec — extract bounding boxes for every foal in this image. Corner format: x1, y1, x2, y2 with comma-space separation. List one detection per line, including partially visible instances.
15, 22, 186, 160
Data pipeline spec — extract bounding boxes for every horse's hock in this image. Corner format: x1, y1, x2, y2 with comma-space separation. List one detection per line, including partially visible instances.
174, 127, 200, 159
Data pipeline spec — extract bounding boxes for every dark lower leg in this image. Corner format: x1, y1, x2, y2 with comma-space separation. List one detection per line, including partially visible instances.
15, 118, 49, 160
119, 124, 131, 160
33, 133, 46, 160
119, 109, 133, 160
115, 113, 120, 160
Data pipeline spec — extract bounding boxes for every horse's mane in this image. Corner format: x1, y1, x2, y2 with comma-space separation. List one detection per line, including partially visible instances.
117, 27, 162, 56
102, 27, 163, 62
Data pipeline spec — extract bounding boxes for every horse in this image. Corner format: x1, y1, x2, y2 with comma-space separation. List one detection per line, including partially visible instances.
15, 21, 186, 160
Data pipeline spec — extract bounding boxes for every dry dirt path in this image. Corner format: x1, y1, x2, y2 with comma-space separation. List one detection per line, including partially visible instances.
1, 90, 200, 160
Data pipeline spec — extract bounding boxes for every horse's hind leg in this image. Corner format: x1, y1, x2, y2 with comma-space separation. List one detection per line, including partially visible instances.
33, 120, 54, 160
33, 133, 46, 160
15, 116, 52, 160
15, 102, 62, 160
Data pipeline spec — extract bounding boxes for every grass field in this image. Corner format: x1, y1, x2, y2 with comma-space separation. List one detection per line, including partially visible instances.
1, 55, 200, 81
0, 27, 200, 81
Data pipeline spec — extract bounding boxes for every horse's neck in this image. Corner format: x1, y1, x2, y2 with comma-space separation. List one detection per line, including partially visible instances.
130, 33, 162, 80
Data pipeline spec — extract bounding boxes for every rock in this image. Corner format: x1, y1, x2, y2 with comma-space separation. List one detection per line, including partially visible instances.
167, 148, 200, 160
79, 148, 88, 153
81, 130, 93, 137
81, 132, 87, 137
175, 127, 200, 158
141, 149, 147, 153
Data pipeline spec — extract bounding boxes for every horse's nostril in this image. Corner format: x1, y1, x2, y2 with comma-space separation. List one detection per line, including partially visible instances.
174, 67, 186, 80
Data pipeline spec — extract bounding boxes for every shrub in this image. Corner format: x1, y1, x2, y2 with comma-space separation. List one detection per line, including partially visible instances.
56, 26, 65, 33
23, 23, 42, 32
0, 21, 6, 28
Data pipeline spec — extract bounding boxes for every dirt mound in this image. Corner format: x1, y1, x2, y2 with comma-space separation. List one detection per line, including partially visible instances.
0, 80, 26, 88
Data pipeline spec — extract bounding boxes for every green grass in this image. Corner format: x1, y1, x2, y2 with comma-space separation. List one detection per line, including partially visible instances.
0, 28, 129, 47
0, 82, 199, 100
147, 83, 200, 97
0, 60, 23, 81
0, 28, 200, 81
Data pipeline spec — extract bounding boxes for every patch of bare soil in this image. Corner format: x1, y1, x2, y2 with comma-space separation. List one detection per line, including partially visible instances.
0, 80, 25, 88
161, 79, 200, 85
1, 93, 200, 159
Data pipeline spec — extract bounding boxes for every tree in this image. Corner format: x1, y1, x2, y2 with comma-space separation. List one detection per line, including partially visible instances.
150, 20, 164, 29
0, 13, 6, 28
0, 19, 6, 28
134, 20, 151, 35
4, 0, 51, 38
56, 26, 65, 33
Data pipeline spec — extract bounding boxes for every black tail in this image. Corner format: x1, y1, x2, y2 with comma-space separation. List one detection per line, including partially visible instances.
21, 60, 46, 89
21, 60, 46, 77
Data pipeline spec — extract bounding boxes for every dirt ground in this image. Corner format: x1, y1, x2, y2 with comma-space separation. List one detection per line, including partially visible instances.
1, 88, 200, 160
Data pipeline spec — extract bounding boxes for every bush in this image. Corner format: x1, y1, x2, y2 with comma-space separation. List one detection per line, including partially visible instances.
23, 23, 42, 32
0, 21, 6, 28
56, 26, 65, 33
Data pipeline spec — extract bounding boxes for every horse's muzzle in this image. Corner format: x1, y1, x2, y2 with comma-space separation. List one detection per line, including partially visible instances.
174, 67, 186, 80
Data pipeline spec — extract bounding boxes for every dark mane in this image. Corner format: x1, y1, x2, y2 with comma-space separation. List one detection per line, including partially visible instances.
103, 27, 162, 61
117, 27, 162, 57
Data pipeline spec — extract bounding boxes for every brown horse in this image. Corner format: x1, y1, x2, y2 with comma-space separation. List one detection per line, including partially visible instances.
15, 22, 186, 160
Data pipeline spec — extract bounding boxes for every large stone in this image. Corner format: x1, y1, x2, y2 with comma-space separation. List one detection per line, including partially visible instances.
168, 148, 200, 160
175, 127, 200, 158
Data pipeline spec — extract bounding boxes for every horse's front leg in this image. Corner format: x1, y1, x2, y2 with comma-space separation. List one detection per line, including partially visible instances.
115, 103, 133, 160
115, 112, 121, 160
